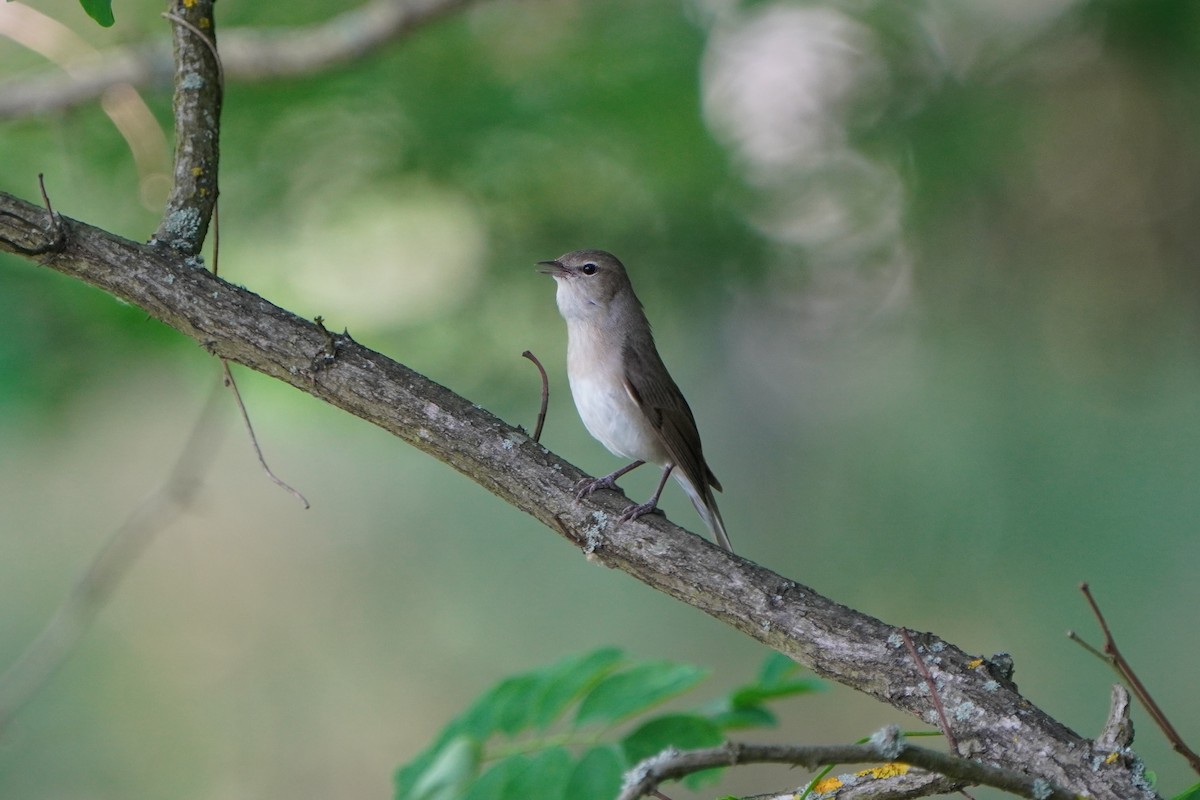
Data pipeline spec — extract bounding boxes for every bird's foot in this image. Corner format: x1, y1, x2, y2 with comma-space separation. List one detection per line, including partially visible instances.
575, 475, 622, 500
618, 501, 664, 523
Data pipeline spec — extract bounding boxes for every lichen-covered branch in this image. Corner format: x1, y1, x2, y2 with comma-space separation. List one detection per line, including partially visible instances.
150, 0, 222, 255
618, 728, 1078, 800
0, 190, 1161, 800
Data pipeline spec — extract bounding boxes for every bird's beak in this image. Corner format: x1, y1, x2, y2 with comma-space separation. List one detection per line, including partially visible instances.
536, 259, 567, 277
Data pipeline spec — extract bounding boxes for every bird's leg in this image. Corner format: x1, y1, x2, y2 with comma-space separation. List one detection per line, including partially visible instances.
618, 465, 674, 523
575, 460, 645, 500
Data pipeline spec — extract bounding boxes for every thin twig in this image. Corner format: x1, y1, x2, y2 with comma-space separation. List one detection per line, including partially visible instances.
220, 360, 311, 509
521, 350, 549, 443
32, 172, 65, 250
1076, 583, 1200, 774
36, 172, 53, 215
901, 628, 958, 753
0, 384, 227, 735
1065, 629, 1109, 663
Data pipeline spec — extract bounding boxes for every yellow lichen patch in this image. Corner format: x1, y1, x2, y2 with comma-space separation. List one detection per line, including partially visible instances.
182, 0, 195, 7
199, 17, 210, 27
191, 167, 204, 177
967, 658, 985, 669
857, 762, 910, 779
1104, 752, 1119, 765
810, 776, 843, 793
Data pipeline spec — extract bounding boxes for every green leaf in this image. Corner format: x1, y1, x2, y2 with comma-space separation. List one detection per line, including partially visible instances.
458, 674, 544, 739
621, 714, 724, 764
491, 675, 546, 736
730, 678, 824, 708
78, 0, 115, 27
576, 661, 709, 726
1172, 781, 1200, 800
758, 652, 799, 687
730, 654, 824, 707
530, 647, 625, 729
707, 704, 777, 730
501, 747, 573, 800
564, 746, 625, 798
399, 735, 481, 800
461, 749, 575, 800
461, 756, 524, 800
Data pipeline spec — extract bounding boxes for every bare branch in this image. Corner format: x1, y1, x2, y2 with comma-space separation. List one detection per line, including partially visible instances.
0, 0, 480, 120
1077, 583, 1200, 775
618, 729, 1077, 800
151, 0, 222, 255
0, 190, 1160, 800
0, 384, 226, 734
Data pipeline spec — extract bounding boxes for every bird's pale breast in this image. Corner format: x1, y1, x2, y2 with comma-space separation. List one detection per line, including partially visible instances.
566, 324, 667, 465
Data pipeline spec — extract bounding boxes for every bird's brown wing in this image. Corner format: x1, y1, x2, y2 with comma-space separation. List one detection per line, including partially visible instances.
621, 340, 720, 494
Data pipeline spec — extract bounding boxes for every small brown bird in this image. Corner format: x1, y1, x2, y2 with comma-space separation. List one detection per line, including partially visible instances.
538, 249, 732, 551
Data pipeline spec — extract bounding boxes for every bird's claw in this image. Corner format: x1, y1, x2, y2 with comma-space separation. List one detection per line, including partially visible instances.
575, 475, 620, 500
618, 501, 664, 523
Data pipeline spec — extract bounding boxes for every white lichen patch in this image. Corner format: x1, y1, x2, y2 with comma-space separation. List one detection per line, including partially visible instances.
952, 701, 978, 722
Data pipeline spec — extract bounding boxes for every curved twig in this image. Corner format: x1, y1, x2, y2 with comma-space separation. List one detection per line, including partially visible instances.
521, 350, 550, 443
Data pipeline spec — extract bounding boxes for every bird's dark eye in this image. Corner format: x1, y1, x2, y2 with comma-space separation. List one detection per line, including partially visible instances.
580, 263, 598, 275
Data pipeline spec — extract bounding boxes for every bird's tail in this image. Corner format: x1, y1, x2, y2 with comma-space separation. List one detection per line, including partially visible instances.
677, 473, 733, 552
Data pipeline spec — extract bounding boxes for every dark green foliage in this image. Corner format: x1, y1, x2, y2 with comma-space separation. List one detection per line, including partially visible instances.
78, 0, 114, 27
394, 649, 821, 800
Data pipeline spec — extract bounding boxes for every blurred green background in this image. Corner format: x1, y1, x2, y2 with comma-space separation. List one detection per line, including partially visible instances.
2, 0, 1199, 797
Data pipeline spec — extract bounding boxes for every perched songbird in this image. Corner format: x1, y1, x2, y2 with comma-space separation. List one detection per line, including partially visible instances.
538, 250, 732, 552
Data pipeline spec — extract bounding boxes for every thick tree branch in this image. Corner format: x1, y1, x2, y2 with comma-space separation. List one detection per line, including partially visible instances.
0, 190, 1160, 800
0, 0, 478, 120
